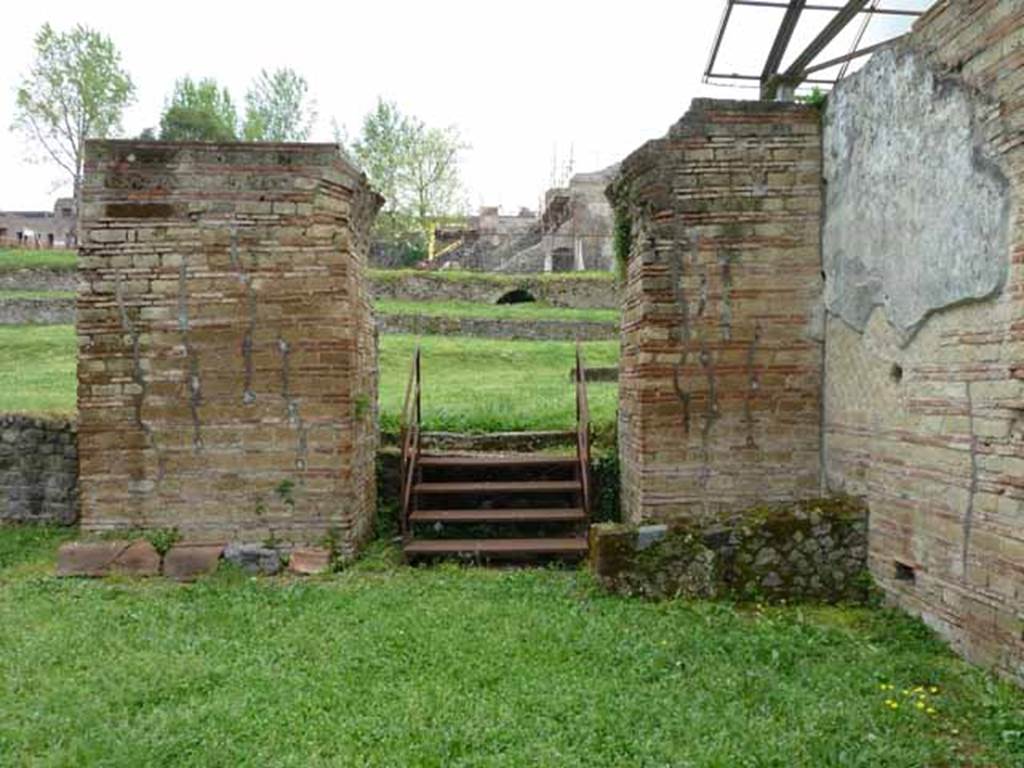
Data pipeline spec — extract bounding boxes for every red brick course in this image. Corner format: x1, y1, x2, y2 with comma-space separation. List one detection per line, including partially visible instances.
77, 142, 381, 553
609, 100, 824, 524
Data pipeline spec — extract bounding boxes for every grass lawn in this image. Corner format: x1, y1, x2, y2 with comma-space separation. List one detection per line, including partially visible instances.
380, 334, 618, 435
0, 289, 74, 300
0, 248, 76, 271
0, 327, 618, 435
0, 527, 1022, 766
0, 325, 77, 416
375, 298, 619, 324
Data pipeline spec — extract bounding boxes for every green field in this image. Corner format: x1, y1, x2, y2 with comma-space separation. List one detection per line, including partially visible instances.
0, 248, 76, 271
375, 298, 619, 324
0, 326, 617, 434
380, 334, 616, 434
0, 527, 1021, 767
0, 326, 77, 415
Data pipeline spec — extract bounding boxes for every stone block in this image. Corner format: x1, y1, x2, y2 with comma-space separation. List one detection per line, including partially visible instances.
110, 540, 161, 577
163, 543, 224, 582
288, 547, 333, 575
223, 543, 282, 575
57, 541, 130, 577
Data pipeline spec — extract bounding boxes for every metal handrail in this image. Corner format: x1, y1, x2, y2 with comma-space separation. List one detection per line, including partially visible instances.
574, 342, 592, 518
399, 346, 422, 537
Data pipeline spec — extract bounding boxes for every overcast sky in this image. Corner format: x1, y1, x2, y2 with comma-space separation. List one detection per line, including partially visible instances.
0, 1, 923, 214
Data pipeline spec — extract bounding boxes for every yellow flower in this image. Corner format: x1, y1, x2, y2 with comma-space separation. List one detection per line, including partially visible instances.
927, 707, 937, 715
916, 701, 926, 710
929, 686, 939, 694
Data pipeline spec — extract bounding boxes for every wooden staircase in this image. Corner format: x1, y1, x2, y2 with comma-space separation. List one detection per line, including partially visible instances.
398, 346, 592, 562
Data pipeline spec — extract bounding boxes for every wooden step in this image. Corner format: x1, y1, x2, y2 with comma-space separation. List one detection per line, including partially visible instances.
403, 537, 588, 557
413, 481, 581, 495
409, 507, 586, 524
419, 454, 577, 469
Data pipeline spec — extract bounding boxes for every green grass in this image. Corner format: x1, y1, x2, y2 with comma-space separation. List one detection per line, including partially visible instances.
0, 248, 76, 271
0, 327, 617, 435
0, 325, 76, 416
380, 334, 618, 435
375, 298, 619, 324
0, 528, 1022, 767
0, 290, 74, 300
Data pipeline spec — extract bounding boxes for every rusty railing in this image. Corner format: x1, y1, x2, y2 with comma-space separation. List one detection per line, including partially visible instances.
574, 342, 592, 518
399, 345, 422, 538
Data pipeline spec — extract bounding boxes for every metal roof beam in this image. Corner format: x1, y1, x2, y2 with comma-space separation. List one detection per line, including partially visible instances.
800, 36, 901, 76
764, 0, 870, 98
782, 0, 871, 79
732, 0, 921, 15
703, 0, 737, 83
760, 1, 806, 98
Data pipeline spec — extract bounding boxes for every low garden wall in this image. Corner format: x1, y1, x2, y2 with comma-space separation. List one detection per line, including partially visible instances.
377, 313, 617, 341
0, 298, 74, 325
369, 270, 619, 309
590, 496, 869, 602
0, 415, 78, 524
0, 268, 76, 292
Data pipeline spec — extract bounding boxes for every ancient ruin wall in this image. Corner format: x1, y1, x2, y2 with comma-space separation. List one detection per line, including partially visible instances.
0, 415, 78, 525
823, 1, 1024, 680
77, 142, 381, 551
609, 100, 824, 523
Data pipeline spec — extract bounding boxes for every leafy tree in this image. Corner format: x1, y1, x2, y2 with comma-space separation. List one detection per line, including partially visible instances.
350, 99, 466, 262
13, 23, 134, 210
243, 68, 316, 142
350, 100, 418, 258
159, 77, 238, 141
403, 118, 466, 261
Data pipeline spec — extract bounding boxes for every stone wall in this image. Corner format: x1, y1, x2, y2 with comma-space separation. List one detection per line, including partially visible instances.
77, 141, 381, 553
0, 268, 76, 292
609, 100, 824, 524
0, 415, 78, 524
0, 297, 74, 325
590, 496, 868, 602
369, 270, 619, 309
823, 1, 1024, 681
376, 313, 617, 341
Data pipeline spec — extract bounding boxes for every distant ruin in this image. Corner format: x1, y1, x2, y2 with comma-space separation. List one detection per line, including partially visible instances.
0, 197, 76, 248
431, 165, 617, 273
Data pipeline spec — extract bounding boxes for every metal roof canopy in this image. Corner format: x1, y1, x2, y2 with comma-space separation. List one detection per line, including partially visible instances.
704, 0, 927, 100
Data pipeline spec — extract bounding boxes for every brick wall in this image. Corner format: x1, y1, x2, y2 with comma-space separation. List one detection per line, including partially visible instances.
823, 1, 1024, 682
77, 142, 381, 552
0, 415, 78, 525
608, 100, 824, 524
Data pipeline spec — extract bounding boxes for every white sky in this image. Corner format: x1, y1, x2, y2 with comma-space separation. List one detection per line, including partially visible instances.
0, 1, 925, 214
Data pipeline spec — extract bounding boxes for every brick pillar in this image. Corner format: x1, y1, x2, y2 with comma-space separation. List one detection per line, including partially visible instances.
608, 100, 824, 524
77, 142, 381, 553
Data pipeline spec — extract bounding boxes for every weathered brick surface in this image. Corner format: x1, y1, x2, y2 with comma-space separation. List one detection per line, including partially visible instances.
824, 1, 1024, 682
57, 540, 130, 577
77, 142, 381, 552
0, 415, 78, 524
163, 543, 225, 582
288, 547, 332, 575
608, 100, 824, 524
